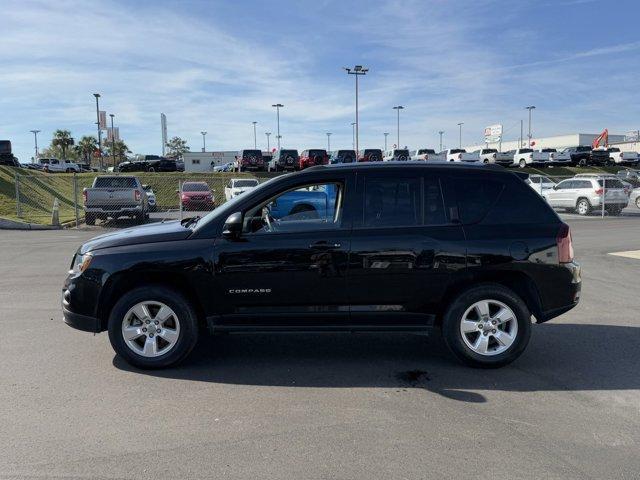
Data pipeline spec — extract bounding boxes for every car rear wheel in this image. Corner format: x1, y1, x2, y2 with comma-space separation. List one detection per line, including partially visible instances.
519, 159, 526, 168
636, 197, 640, 209
108, 286, 199, 369
85, 213, 95, 225
576, 198, 591, 216
441, 284, 531, 368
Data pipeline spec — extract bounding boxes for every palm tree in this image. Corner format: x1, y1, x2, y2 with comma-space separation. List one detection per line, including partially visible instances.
105, 140, 132, 164
75, 136, 98, 163
52, 130, 75, 160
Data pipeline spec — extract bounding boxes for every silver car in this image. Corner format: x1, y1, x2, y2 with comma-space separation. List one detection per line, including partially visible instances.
543, 177, 628, 216
630, 188, 640, 209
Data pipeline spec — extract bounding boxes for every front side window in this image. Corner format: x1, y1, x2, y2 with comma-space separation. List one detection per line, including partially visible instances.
245, 182, 343, 234
363, 177, 422, 228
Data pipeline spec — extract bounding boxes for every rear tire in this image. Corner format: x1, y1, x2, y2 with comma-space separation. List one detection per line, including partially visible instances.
108, 286, 199, 369
441, 284, 532, 368
519, 159, 526, 168
576, 198, 591, 216
85, 213, 95, 225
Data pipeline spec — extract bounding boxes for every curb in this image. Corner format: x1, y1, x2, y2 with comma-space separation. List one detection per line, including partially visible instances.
0, 217, 62, 230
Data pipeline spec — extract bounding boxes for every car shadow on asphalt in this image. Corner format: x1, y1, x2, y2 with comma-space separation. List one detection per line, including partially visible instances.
113, 323, 640, 403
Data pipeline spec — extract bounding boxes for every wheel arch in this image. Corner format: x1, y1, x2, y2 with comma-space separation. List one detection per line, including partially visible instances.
97, 271, 207, 331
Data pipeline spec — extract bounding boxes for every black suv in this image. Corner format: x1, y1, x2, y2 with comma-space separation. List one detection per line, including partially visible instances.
118, 156, 176, 172
330, 150, 357, 164
564, 146, 594, 167
269, 149, 300, 171
62, 163, 581, 369
237, 149, 265, 171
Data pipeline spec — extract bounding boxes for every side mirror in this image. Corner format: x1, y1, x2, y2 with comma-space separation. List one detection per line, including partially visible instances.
222, 212, 243, 238
552, 185, 558, 190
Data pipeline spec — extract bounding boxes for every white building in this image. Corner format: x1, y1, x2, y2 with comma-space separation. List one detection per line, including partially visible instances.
465, 133, 627, 152
183, 151, 238, 172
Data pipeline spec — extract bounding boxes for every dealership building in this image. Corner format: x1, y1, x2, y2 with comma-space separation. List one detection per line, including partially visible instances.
466, 132, 630, 153
183, 151, 238, 172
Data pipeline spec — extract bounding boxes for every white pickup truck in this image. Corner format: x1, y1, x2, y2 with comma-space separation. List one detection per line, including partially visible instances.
411, 148, 445, 161
512, 148, 547, 168
474, 148, 512, 166
443, 149, 478, 162
539, 148, 571, 165
224, 178, 259, 201
38, 158, 80, 173
607, 147, 638, 165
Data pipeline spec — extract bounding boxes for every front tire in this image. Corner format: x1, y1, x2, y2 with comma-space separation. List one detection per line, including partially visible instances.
108, 286, 199, 369
442, 284, 532, 368
519, 159, 526, 168
576, 198, 591, 216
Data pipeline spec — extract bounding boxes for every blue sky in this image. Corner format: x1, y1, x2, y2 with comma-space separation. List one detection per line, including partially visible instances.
1, 0, 639, 161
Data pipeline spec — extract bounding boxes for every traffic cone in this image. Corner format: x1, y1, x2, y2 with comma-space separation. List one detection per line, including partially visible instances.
51, 198, 60, 226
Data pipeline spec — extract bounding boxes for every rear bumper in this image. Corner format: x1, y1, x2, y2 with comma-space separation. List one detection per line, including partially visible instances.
85, 205, 142, 214
538, 261, 581, 323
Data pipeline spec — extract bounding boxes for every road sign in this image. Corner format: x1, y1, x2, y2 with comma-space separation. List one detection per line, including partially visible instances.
484, 124, 503, 143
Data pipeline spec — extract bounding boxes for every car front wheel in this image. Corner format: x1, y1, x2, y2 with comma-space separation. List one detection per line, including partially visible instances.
442, 284, 532, 368
576, 198, 591, 216
108, 286, 199, 369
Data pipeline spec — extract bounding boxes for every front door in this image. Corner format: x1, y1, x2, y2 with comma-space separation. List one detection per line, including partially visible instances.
214, 176, 354, 327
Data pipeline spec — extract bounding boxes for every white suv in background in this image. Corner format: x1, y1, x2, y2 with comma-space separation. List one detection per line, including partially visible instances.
38, 158, 80, 173
543, 176, 628, 215
224, 178, 260, 201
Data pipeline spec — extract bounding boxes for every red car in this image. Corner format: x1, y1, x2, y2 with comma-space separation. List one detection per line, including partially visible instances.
181, 181, 215, 210
299, 149, 328, 169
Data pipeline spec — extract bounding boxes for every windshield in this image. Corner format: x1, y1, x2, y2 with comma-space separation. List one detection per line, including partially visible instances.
94, 177, 137, 188
233, 179, 259, 187
183, 182, 210, 191
520, 148, 533, 153
450, 149, 465, 154
541, 148, 556, 152
418, 149, 435, 154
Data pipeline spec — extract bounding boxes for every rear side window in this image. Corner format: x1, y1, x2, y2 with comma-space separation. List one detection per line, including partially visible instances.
363, 177, 422, 228
483, 181, 558, 225
450, 178, 503, 224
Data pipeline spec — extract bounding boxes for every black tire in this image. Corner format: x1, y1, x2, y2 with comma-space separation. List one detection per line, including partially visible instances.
85, 213, 95, 225
576, 197, 591, 216
135, 212, 144, 224
107, 286, 199, 369
147, 167, 155, 173
441, 284, 532, 368
636, 197, 640, 209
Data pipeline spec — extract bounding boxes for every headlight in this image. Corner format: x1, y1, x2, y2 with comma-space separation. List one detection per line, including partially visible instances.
70, 252, 93, 274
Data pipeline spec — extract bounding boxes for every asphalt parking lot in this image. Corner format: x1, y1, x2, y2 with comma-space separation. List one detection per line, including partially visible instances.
1, 217, 639, 479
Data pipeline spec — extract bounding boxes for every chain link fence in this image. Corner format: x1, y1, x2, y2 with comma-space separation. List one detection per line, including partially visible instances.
6, 168, 640, 227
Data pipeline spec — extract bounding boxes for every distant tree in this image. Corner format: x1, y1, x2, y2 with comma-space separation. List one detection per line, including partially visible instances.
165, 136, 190, 158
74, 135, 98, 163
51, 129, 75, 160
104, 139, 131, 164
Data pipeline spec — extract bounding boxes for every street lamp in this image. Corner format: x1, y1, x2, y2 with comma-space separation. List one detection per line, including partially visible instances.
393, 106, 404, 148
438, 130, 444, 152
272, 104, 284, 150
109, 114, 116, 167
200, 131, 207, 152
93, 93, 102, 170
252, 121, 257, 150
351, 122, 356, 150
326, 132, 332, 152
383, 132, 389, 152
29, 130, 40, 162
457, 122, 464, 148
525, 106, 536, 146
343, 65, 368, 155
265, 132, 271, 152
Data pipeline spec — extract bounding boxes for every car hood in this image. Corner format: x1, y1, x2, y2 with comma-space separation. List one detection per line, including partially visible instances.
80, 220, 192, 253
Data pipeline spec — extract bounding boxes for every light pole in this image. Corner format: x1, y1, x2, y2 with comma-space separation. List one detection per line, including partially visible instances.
457, 122, 464, 148
200, 131, 207, 152
265, 132, 271, 152
525, 106, 536, 146
438, 130, 444, 152
252, 121, 257, 149
272, 104, 284, 150
351, 122, 356, 150
344, 65, 368, 155
326, 132, 332, 152
93, 93, 102, 170
30, 130, 40, 162
109, 114, 116, 167
383, 132, 389, 152
393, 106, 404, 148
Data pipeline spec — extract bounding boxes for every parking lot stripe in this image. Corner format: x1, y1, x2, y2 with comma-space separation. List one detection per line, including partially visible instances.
608, 250, 640, 260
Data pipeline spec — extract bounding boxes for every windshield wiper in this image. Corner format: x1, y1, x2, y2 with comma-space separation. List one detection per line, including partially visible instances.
180, 216, 201, 228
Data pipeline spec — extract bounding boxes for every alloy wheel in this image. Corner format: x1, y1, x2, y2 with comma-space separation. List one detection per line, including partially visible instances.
459, 300, 518, 356
121, 301, 181, 357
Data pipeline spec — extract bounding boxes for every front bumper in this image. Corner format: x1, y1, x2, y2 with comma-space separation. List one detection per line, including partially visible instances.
63, 304, 100, 332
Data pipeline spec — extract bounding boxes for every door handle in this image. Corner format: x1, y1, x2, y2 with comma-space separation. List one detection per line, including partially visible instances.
309, 241, 341, 250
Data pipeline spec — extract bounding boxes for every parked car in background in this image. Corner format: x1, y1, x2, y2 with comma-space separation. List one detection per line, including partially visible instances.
358, 148, 383, 162
525, 174, 556, 194
329, 149, 357, 164
605, 147, 638, 165
261, 151, 273, 166
38, 158, 81, 173
268, 149, 300, 172
175, 159, 185, 172
539, 148, 571, 165
630, 188, 640, 209
383, 148, 411, 161
236, 149, 265, 172
181, 181, 215, 211
224, 178, 260, 201
83, 176, 148, 225
412, 148, 445, 161
213, 162, 234, 172
616, 169, 640, 181
117, 157, 176, 172
299, 149, 329, 169
23, 163, 44, 170
473, 148, 511, 166
512, 148, 547, 168
543, 176, 628, 215
0, 140, 20, 167
142, 185, 157, 211
443, 149, 478, 163
564, 146, 593, 167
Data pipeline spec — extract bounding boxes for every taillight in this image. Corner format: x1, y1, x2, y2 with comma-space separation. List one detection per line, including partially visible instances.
82, 190, 87, 203
134, 190, 141, 201
557, 223, 574, 263
594, 188, 603, 195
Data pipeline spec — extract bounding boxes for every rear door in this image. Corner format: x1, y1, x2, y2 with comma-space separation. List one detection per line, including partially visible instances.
347, 169, 466, 326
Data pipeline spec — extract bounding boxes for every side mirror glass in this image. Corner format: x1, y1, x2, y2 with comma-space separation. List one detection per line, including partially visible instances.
222, 212, 243, 238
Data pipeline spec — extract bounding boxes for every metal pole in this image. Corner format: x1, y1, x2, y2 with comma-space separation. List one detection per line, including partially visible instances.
351, 123, 355, 150
201, 131, 207, 152
439, 131, 444, 152
15, 173, 21, 218
109, 114, 116, 168
94, 94, 102, 171
272, 104, 283, 150
601, 176, 605, 218
73, 173, 80, 228
457, 123, 463, 148
397, 108, 400, 147
384, 133, 389, 152
179, 179, 183, 221
355, 74, 359, 154
252, 122, 257, 150
266, 132, 271, 151
520, 120, 523, 148
326, 132, 332, 152
526, 106, 536, 147
30, 130, 40, 161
